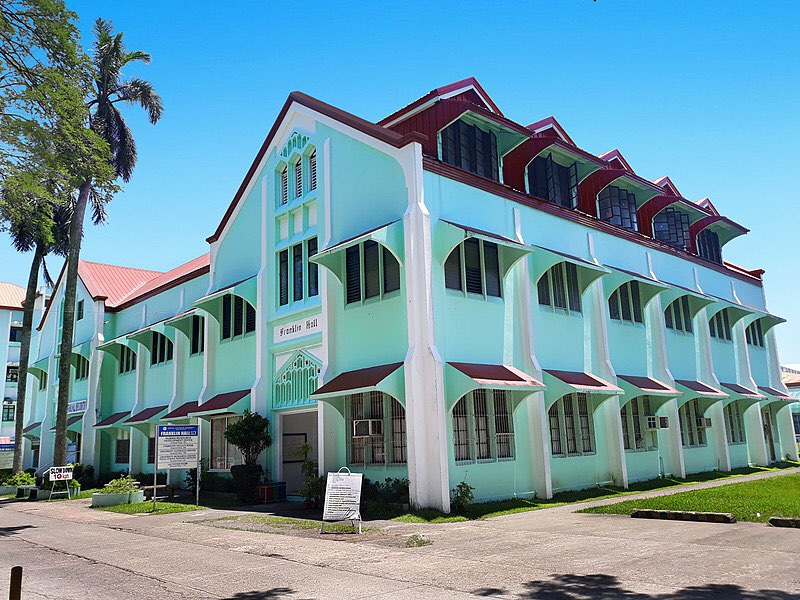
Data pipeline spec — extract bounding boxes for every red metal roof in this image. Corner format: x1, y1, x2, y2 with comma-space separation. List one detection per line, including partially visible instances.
449, 363, 543, 387
313, 363, 403, 396
125, 405, 169, 424
162, 401, 199, 420
79, 260, 164, 305
0, 282, 26, 310
675, 380, 726, 396
114, 254, 210, 310
193, 389, 250, 414
22, 421, 41, 433
617, 375, 679, 395
94, 411, 131, 427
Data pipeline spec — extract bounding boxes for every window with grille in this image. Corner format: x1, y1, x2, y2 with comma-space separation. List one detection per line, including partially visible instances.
444, 239, 501, 298
620, 396, 658, 451
709, 309, 732, 341
608, 281, 643, 324
5, 365, 18, 383
452, 390, 515, 462
74, 355, 89, 381
653, 207, 690, 249
190, 315, 205, 355
279, 250, 289, 306
2, 402, 14, 422
664, 296, 693, 333
115, 437, 130, 464
440, 119, 499, 181
548, 394, 595, 457
119, 346, 136, 374
696, 229, 722, 264
76, 299, 84, 321
38, 371, 47, 390
598, 185, 638, 232
745, 320, 764, 347
537, 262, 581, 313
678, 399, 706, 448
527, 153, 579, 209
221, 294, 256, 340
724, 401, 746, 444
307, 237, 319, 297
293, 243, 304, 302
150, 332, 174, 366
309, 150, 317, 191
344, 241, 401, 305
9, 325, 22, 342
347, 392, 406, 466
210, 415, 244, 470
294, 160, 303, 198
279, 237, 321, 306
280, 166, 288, 205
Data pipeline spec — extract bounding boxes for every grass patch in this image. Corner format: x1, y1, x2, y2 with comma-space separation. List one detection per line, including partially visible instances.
405, 533, 431, 547
96, 501, 204, 516
579, 473, 800, 523
214, 515, 363, 534
388, 464, 799, 523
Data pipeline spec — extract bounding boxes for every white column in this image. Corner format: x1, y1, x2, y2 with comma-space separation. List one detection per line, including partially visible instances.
401, 142, 450, 512
708, 402, 731, 471
776, 404, 799, 461
744, 403, 768, 466
659, 397, 685, 478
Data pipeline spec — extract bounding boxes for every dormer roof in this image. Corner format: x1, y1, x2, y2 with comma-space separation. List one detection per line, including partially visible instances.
526, 116, 575, 145
599, 149, 634, 172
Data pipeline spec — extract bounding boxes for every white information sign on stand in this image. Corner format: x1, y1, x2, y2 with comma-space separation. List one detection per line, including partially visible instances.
49, 466, 73, 481
321, 467, 363, 534
156, 425, 199, 469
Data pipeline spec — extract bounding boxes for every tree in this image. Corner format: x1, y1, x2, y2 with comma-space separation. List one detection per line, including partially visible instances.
224, 410, 273, 465
52, 18, 162, 466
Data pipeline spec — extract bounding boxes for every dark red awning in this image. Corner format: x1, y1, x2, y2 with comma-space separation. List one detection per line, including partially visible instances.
449, 362, 543, 388
125, 405, 168, 424
543, 369, 621, 394
94, 411, 130, 428
675, 380, 726, 397
162, 401, 199, 420
313, 363, 403, 397
617, 375, 679, 396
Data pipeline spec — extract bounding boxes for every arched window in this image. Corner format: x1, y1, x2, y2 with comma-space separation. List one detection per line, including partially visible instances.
678, 399, 707, 447
274, 351, 321, 407
745, 320, 764, 347
664, 296, 693, 333
537, 262, 581, 313
440, 119, 499, 181
444, 239, 501, 298
724, 401, 746, 444
451, 390, 514, 462
598, 186, 638, 232
119, 346, 136, 374
150, 332, 173, 366
294, 159, 303, 198
344, 241, 401, 305
620, 396, 657, 451
221, 294, 256, 340
696, 229, 722, 264
527, 153, 578, 209
653, 207, 690, 249
347, 392, 406, 465
279, 165, 288, 205
708, 309, 731, 341
309, 150, 317, 191
608, 281, 643, 324
548, 394, 594, 457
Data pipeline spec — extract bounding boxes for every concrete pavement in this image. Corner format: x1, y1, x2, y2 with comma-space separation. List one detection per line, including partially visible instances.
1, 469, 799, 599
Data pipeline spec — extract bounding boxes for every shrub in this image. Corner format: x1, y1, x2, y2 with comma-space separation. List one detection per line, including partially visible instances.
39, 478, 81, 491
297, 443, 325, 508
230, 464, 263, 503
101, 475, 140, 494
224, 410, 272, 465
72, 464, 96, 489
131, 472, 167, 486
451, 481, 475, 515
2, 471, 35, 486
362, 477, 410, 505
186, 459, 238, 494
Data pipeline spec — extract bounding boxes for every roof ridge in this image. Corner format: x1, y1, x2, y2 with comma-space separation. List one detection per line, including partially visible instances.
80, 259, 164, 274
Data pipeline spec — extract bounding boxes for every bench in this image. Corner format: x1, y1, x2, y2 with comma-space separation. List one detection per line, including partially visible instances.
142, 484, 177, 500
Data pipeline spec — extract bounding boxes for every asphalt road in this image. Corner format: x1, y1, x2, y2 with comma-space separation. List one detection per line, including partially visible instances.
1, 469, 799, 599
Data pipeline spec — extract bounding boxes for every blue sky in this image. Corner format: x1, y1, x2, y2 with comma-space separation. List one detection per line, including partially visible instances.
1, 1, 798, 360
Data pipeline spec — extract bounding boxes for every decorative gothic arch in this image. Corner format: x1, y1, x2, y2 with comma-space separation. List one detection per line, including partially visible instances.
274, 349, 322, 408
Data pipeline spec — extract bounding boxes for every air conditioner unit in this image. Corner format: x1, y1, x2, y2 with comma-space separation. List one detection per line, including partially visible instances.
704, 417, 713, 428
353, 419, 383, 438
659, 416, 670, 429
645, 416, 659, 431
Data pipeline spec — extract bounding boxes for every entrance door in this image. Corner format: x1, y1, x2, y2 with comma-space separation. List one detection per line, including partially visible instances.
281, 411, 318, 496
763, 410, 777, 462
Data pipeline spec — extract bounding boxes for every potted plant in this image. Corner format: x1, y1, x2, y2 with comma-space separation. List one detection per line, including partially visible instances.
91, 475, 144, 507
224, 410, 273, 503
297, 443, 325, 509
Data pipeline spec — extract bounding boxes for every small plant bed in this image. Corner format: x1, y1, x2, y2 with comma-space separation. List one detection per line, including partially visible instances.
49, 488, 100, 501
96, 501, 204, 516
578, 473, 800, 523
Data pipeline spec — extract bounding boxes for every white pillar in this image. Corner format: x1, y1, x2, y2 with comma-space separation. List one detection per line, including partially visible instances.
744, 403, 768, 466
708, 402, 731, 471
659, 397, 685, 478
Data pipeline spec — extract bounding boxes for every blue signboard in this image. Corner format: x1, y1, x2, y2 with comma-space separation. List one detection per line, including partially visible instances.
158, 425, 199, 437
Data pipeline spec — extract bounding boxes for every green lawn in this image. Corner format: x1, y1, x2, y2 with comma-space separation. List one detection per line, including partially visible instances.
212, 515, 362, 534
579, 472, 800, 522
388, 463, 799, 523
96, 501, 205, 515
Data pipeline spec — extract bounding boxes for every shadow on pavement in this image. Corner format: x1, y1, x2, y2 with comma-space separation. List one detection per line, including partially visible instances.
474, 574, 799, 599
0, 525, 35, 537
222, 589, 296, 599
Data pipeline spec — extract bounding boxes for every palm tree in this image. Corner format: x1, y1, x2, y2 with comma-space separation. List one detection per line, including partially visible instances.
0, 187, 69, 472
52, 19, 163, 467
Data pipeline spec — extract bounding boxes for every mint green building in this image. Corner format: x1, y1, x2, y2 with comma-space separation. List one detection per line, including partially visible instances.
18, 79, 798, 511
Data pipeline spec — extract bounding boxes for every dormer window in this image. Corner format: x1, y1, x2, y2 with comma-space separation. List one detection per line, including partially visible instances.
598, 186, 638, 232
653, 207, 690, 249
664, 296, 693, 333
709, 309, 731, 341
745, 320, 764, 347
608, 281, 643, 324
527, 153, 578, 209
696, 229, 722, 264
440, 119, 499, 181
444, 239, 501, 298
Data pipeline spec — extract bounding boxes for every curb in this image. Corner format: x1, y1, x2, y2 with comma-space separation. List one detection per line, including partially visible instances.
768, 517, 800, 528
631, 509, 736, 523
